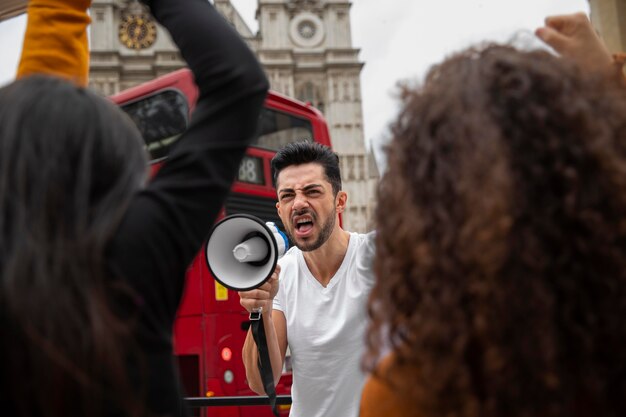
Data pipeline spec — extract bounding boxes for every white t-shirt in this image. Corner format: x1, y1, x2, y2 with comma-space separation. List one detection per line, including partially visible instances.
273, 232, 376, 417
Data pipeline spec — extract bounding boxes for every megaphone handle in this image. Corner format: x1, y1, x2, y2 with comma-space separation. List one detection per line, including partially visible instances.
250, 315, 279, 417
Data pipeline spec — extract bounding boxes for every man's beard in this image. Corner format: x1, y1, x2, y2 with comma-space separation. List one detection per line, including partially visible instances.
286, 211, 335, 252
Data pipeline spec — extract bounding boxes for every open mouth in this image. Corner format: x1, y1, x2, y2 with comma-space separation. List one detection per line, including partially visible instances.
293, 215, 314, 235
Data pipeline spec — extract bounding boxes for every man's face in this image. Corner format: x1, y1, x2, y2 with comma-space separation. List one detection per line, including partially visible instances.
276, 163, 346, 252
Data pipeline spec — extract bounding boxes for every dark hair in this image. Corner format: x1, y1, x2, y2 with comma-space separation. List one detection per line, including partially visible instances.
271, 141, 341, 194
0, 76, 147, 417
366, 44, 626, 417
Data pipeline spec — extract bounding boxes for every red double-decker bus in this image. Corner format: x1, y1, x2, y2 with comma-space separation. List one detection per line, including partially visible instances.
111, 68, 331, 417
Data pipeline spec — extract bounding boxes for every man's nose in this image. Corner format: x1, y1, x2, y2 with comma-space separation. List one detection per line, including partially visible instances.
292, 193, 309, 211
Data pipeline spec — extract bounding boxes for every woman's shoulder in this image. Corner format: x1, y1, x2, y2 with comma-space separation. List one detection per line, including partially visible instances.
360, 355, 418, 417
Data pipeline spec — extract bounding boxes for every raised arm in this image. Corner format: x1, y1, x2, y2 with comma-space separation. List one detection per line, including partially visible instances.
109, 0, 269, 324
17, 0, 91, 86
535, 12, 616, 76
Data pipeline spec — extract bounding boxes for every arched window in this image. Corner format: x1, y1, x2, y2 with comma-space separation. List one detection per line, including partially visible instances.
298, 81, 325, 114
298, 82, 316, 103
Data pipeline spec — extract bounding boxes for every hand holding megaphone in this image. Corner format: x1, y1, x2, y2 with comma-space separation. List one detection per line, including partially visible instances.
238, 264, 280, 316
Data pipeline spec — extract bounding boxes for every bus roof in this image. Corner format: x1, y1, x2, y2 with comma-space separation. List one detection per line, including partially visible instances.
109, 68, 325, 121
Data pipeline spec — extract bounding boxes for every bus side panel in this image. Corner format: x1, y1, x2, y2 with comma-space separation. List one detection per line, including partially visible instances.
178, 253, 204, 317
173, 316, 204, 399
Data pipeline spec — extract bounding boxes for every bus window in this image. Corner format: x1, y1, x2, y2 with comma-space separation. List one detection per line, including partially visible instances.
255, 107, 313, 150
121, 89, 189, 161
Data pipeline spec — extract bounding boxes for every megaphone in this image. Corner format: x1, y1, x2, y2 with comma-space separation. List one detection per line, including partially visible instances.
205, 214, 289, 291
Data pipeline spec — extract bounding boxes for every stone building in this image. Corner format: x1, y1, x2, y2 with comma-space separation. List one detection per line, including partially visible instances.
588, 0, 626, 53
89, 0, 378, 232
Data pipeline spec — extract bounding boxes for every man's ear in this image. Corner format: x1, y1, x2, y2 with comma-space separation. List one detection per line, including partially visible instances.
335, 191, 347, 214
276, 201, 282, 217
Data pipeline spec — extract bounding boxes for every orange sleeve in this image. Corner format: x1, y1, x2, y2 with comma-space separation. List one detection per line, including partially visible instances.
17, 0, 91, 86
360, 356, 418, 417
360, 373, 412, 417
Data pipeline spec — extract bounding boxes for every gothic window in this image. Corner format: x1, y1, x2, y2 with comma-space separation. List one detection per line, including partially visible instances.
284, 75, 295, 97
353, 81, 360, 101
297, 20, 317, 39
359, 156, 366, 180
297, 82, 324, 114
349, 207, 358, 223
343, 81, 350, 101
340, 157, 347, 181
298, 82, 316, 103
346, 156, 356, 181
360, 207, 368, 229
270, 71, 281, 92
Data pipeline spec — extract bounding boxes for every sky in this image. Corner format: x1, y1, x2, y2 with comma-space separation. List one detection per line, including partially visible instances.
0, 0, 590, 163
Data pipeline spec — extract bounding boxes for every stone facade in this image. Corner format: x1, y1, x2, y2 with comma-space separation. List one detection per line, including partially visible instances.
588, 0, 626, 52
89, 0, 377, 232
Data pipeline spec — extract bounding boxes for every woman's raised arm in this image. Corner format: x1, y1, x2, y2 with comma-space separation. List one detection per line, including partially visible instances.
17, 0, 91, 86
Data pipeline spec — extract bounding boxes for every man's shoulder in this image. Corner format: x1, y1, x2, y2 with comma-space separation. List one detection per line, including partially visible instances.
281, 245, 301, 261
347, 231, 376, 280
350, 230, 376, 242
350, 230, 376, 255
278, 246, 301, 272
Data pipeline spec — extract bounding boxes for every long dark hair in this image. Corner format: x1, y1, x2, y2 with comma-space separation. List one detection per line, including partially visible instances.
0, 76, 148, 417
366, 45, 626, 417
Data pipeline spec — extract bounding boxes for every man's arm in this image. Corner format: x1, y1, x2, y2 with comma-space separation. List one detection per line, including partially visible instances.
239, 266, 288, 394
241, 307, 288, 394
17, 0, 91, 86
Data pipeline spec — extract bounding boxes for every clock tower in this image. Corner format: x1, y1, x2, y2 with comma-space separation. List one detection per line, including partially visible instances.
254, 0, 377, 232
89, 0, 377, 232
89, 0, 184, 94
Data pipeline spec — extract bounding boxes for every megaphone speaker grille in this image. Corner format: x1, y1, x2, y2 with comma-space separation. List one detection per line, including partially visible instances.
205, 214, 279, 291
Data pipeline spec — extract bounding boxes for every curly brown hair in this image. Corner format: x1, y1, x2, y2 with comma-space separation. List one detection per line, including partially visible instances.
365, 44, 626, 417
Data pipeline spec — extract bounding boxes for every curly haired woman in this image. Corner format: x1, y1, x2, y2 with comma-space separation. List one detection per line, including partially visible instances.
361, 44, 626, 417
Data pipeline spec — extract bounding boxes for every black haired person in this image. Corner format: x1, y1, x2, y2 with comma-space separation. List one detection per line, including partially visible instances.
1, 1, 268, 416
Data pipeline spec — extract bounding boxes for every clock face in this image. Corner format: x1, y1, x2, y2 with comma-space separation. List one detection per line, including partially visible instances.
119, 13, 157, 50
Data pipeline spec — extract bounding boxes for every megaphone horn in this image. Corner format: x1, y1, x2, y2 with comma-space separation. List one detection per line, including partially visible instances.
205, 214, 288, 291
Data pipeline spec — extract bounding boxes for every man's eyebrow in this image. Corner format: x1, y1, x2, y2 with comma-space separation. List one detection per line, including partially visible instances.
278, 187, 295, 195
278, 184, 323, 194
